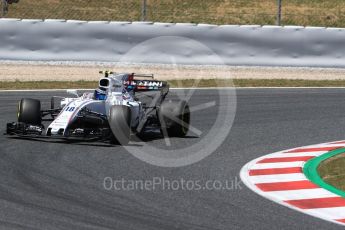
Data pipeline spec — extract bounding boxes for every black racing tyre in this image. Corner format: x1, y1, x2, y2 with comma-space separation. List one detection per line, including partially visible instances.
159, 100, 190, 137
17, 98, 41, 125
109, 105, 131, 145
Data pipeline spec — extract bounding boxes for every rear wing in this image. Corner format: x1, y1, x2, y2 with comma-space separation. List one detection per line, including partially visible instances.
124, 79, 168, 92
99, 71, 168, 92
99, 71, 154, 79
131, 73, 154, 79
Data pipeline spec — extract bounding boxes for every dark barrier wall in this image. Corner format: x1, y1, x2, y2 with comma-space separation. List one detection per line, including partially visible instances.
1, 19, 345, 67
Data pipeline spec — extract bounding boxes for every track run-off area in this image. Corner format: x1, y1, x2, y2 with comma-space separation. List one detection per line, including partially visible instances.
241, 141, 345, 226
2, 88, 345, 229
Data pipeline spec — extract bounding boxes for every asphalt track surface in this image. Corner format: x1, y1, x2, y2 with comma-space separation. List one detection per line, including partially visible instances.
1, 88, 345, 230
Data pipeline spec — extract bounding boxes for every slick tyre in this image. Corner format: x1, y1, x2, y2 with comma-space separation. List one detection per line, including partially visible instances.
109, 105, 131, 145
17, 98, 41, 125
159, 100, 190, 137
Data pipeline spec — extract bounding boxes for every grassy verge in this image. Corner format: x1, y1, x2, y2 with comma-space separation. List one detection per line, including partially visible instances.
2, 79, 345, 90
3, 0, 345, 27
318, 153, 345, 191
0, 81, 97, 90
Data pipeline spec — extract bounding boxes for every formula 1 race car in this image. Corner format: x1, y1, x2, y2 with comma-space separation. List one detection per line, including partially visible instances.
5, 71, 190, 145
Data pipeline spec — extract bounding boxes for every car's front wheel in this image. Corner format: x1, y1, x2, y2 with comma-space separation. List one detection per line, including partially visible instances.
17, 98, 41, 125
109, 105, 131, 145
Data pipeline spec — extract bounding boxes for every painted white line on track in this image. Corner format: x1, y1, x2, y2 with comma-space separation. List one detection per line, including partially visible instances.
249, 173, 306, 183
306, 207, 345, 220
264, 151, 325, 158
2, 87, 345, 92
0, 87, 227, 92
249, 161, 305, 169
266, 188, 337, 200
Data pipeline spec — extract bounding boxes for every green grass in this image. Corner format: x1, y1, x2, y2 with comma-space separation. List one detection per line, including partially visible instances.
318, 153, 345, 191
0, 80, 97, 90
3, 79, 345, 90
2, 0, 345, 27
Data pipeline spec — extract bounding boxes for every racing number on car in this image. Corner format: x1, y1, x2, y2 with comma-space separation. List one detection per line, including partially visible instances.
65, 107, 75, 112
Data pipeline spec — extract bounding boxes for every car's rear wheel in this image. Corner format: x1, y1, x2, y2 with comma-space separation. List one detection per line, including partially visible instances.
17, 98, 41, 125
109, 105, 131, 145
159, 100, 190, 137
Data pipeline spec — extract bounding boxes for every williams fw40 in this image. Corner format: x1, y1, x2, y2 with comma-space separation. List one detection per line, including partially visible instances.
6, 72, 190, 145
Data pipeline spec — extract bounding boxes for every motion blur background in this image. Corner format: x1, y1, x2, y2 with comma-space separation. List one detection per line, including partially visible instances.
1, 0, 345, 27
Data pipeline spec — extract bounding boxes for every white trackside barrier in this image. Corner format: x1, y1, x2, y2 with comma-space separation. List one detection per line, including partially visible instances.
1, 19, 345, 67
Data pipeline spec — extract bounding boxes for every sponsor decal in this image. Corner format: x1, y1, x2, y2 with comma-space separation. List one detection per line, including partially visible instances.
124, 80, 163, 88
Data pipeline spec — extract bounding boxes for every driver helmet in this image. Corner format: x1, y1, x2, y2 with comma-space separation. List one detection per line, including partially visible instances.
94, 87, 107, 100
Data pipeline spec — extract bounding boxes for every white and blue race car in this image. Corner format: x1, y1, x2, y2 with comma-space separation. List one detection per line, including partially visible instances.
6, 71, 190, 145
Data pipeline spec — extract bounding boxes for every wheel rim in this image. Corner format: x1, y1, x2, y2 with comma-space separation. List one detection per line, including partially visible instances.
17, 101, 21, 119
